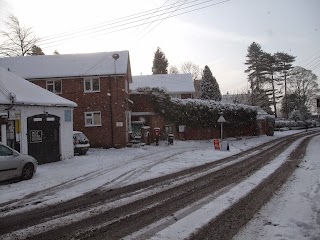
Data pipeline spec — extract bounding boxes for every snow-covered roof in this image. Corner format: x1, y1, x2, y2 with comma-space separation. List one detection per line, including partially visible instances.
0, 51, 130, 79
0, 67, 77, 107
131, 73, 194, 94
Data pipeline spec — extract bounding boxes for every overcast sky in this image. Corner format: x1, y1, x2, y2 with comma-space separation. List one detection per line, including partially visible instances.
0, 0, 319, 94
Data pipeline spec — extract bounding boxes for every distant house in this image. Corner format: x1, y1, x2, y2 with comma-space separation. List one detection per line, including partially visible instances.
0, 67, 76, 164
0, 51, 132, 148
221, 92, 250, 105
131, 73, 195, 99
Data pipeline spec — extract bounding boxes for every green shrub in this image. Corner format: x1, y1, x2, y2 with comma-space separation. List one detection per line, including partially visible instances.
141, 87, 257, 128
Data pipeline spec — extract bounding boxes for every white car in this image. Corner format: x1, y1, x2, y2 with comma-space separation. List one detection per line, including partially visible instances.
0, 143, 38, 182
73, 131, 90, 155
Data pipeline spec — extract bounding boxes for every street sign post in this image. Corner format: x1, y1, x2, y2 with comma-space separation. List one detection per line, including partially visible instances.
217, 115, 226, 139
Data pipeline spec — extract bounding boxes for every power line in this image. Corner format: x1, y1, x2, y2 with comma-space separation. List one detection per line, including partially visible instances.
40, 0, 188, 41
303, 55, 320, 68
297, 48, 320, 66
39, 0, 204, 44
40, 0, 231, 74
139, 0, 190, 38
134, 0, 172, 34
309, 61, 320, 71
38, 0, 231, 48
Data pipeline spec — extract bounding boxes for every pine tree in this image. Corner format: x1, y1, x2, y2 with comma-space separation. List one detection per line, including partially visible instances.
274, 52, 296, 117
245, 42, 268, 102
152, 47, 168, 74
200, 65, 222, 101
260, 52, 282, 117
245, 42, 274, 113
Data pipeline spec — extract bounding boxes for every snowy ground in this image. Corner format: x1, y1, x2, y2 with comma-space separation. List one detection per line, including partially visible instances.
235, 134, 320, 240
0, 129, 319, 239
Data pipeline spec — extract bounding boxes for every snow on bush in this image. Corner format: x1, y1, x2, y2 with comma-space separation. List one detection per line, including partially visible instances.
139, 87, 257, 128
275, 119, 315, 130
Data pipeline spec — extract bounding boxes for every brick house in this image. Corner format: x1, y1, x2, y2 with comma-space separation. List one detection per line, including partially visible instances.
129, 74, 272, 143
0, 51, 132, 148
129, 73, 195, 142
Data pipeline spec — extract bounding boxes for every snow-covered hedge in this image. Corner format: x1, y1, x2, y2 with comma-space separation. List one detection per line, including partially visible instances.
141, 87, 257, 128
275, 120, 315, 130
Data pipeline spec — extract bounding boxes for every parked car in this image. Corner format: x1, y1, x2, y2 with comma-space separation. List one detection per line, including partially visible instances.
0, 143, 38, 182
73, 131, 90, 155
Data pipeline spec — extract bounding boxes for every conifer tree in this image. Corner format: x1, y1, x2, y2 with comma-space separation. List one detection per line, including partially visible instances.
274, 52, 296, 101
152, 47, 168, 74
245, 42, 265, 104
245, 42, 275, 114
200, 65, 222, 101
260, 52, 282, 117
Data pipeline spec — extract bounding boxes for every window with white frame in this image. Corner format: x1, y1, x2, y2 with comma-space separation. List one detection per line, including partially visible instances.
46, 80, 62, 94
85, 112, 101, 126
84, 78, 100, 92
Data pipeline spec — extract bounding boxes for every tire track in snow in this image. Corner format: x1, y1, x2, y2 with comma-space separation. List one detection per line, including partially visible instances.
0, 145, 207, 215
0, 130, 317, 238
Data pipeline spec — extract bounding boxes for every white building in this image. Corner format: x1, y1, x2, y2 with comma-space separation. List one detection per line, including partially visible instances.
0, 67, 77, 164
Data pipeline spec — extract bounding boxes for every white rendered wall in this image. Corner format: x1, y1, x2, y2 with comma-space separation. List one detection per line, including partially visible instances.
8, 105, 74, 160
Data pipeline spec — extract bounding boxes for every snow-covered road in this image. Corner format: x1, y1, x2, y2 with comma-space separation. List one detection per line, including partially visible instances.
0, 129, 319, 239
235, 133, 320, 240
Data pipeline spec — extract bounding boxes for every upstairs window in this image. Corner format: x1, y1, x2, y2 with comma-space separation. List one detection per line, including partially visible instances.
85, 111, 101, 127
46, 80, 62, 94
84, 78, 100, 92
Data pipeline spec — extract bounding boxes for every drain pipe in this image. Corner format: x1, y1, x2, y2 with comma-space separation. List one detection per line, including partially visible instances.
111, 53, 119, 148
109, 79, 114, 148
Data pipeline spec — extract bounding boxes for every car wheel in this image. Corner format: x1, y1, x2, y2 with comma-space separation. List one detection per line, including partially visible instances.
20, 163, 34, 180
80, 149, 88, 155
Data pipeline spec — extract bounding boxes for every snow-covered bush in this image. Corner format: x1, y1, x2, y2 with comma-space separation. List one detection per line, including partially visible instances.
275, 119, 313, 130
142, 87, 257, 128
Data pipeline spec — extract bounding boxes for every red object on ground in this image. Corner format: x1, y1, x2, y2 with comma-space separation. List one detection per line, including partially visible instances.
213, 139, 220, 150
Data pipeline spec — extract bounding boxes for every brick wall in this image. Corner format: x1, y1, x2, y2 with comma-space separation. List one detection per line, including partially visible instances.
130, 93, 260, 142
32, 76, 130, 148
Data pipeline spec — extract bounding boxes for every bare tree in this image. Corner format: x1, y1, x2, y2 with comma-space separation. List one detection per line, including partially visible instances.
53, 49, 60, 55
288, 66, 319, 112
169, 65, 179, 74
0, 15, 39, 56
180, 61, 201, 80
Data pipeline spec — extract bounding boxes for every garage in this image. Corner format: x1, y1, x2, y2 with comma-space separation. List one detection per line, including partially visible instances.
0, 67, 77, 163
27, 114, 60, 164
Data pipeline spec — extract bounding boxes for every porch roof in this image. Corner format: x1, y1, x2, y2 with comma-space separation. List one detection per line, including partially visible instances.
0, 67, 77, 107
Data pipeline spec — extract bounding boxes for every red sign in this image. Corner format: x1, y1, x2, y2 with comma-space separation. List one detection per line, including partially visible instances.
213, 139, 220, 150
